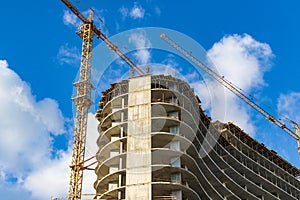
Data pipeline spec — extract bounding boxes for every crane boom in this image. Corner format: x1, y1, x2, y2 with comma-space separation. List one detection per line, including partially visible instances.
61, 0, 145, 76
160, 33, 299, 142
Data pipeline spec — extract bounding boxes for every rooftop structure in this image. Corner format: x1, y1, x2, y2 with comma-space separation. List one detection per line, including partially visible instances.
94, 75, 300, 200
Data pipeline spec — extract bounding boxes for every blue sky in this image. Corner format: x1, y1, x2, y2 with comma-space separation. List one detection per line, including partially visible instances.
1, 0, 300, 199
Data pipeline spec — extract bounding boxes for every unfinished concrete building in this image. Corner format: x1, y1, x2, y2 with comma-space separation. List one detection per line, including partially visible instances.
94, 75, 300, 200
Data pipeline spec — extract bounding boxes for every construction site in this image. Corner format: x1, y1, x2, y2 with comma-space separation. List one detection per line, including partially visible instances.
54, 0, 300, 199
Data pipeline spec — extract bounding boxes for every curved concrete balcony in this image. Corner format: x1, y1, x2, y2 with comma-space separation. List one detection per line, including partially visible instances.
151, 132, 193, 153
165, 123, 255, 199
96, 137, 127, 163
97, 123, 127, 148
152, 165, 208, 199
151, 117, 198, 144
154, 111, 266, 199
224, 129, 300, 192
96, 152, 126, 174
152, 182, 200, 200
97, 185, 126, 200
152, 131, 245, 199
195, 121, 299, 199
99, 107, 128, 131
215, 127, 300, 198
151, 88, 201, 123
100, 93, 128, 118
173, 128, 262, 199
196, 121, 279, 198
218, 137, 299, 199
219, 143, 292, 199
151, 101, 199, 133
151, 147, 225, 199
194, 124, 276, 199
94, 168, 126, 194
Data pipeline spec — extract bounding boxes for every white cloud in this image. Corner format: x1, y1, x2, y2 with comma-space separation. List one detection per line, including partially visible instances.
23, 151, 70, 199
128, 32, 151, 65
0, 60, 69, 199
129, 32, 151, 49
0, 60, 65, 176
0, 60, 99, 199
119, 4, 145, 20
63, 10, 79, 27
192, 34, 273, 135
207, 34, 272, 90
133, 49, 150, 65
0, 60, 100, 199
24, 111, 99, 199
277, 92, 300, 124
57, 43, 81, 66
130, 5, 145, 19
22, 112, 99, 199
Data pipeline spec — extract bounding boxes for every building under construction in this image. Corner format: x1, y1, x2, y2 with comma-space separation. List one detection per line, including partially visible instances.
93, 74, 300, 200
58, 1, 300, 199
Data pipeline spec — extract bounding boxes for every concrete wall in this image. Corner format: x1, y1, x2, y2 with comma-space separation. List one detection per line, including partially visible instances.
126, 76, 152, 200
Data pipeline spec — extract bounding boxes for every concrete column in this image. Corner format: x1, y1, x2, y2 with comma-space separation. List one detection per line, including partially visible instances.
126, 76, 151, 200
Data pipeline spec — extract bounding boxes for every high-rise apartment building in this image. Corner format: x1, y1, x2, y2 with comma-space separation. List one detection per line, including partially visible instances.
94, 75, 300, 200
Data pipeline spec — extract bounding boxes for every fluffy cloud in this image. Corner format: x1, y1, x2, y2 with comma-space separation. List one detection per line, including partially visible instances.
57, 43, 81, 66
207, 34, 272, 90
0, 60, 66, 199
119, 4, 145, 20
63, 10, 79, 27
0, 60, 100, 199
23, 113, 99, 199
193, 34, 273, 135
128, 32, 151, 65
23, 151, 71, 199
130, 5, 145, 19
0, 60, 65, 178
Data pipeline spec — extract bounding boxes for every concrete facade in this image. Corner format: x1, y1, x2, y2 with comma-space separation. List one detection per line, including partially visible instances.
94, 75, 300, 200
126, 76, 152, 200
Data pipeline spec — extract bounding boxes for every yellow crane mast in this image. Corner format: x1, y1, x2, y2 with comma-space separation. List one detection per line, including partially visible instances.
60, 0, 145, 199
68, 9, 94, 200
160, 33, 300, 154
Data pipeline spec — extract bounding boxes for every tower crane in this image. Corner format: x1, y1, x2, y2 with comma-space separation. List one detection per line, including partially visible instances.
160, 33, 300, 154
60, 0, 145, 199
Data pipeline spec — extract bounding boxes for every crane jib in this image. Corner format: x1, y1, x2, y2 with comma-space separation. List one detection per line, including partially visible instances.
160, 33, 299, 141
